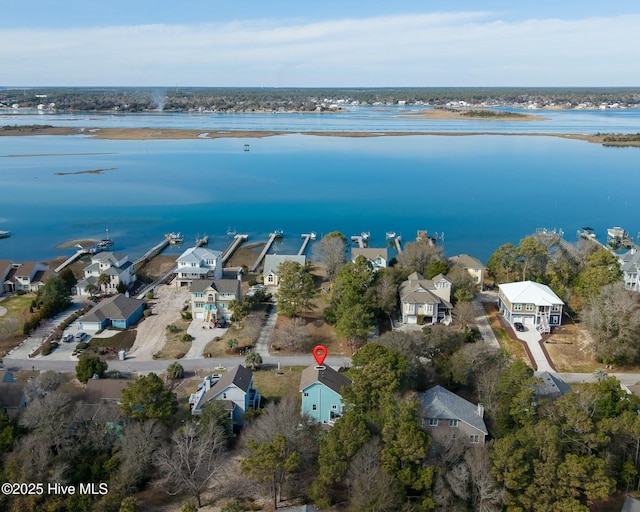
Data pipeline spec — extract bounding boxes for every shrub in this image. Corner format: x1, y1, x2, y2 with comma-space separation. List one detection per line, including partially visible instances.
181, 333, 192, 342
166, 323, 179, 333
181, 503, 198, 512
181, 311, 192, 320
143, 309, 152, 317
146, 291, 154, 300
41, 341, 58, 356
76, 342, 89, 350
166, 362, 184, 379
248, 278, 258, 287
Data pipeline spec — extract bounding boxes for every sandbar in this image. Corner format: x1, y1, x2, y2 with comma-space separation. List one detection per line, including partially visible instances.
1, 125, 639, 148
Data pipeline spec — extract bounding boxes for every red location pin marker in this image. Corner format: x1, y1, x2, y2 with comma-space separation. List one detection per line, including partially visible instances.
313, 345, 327, 367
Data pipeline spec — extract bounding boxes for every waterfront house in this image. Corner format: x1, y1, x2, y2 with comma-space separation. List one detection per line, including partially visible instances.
175, 247, 223, 288
448, 254, 485, 290
262, 254, 306, 286
189, 365, 260, 427
498, 281, 564, 334
417, 385, 488, 446
76, 252, 136, 296
0, 382, 28, 419
351, 248, 388, 271
190, 278, 242, 322
2, 261, 51, 293
399, 272, 452, 325
0, 260, 13, 294
78, 294, 144, 331
620, 248, 640, 292
299, 365, 351, 426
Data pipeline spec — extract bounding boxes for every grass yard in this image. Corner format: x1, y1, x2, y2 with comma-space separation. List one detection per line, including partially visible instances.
251, 365, 305, 403
0, 294, 34, 354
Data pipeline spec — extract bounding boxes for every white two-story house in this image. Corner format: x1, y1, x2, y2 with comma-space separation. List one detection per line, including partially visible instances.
399, 272, 453, 325
76, 252, 136, 296
351, 248, 388, 271
175, 247, 223, 289
620, 248, 640, 292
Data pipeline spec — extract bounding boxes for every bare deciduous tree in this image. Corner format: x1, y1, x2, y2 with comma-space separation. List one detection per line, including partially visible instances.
154, 421, 227, 508
118, 420, 167, 491
465, 447, 505, 512
396, 240, 443, 276
273, 317, 310, 350
314, 234, 346, 282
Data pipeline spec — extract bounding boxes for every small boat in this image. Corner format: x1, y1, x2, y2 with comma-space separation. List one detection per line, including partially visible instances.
309, 232, 317, 241
0, 230, 10, 239
96, 238, 114, 250
166, 232, 184, 245
274, 229, 284, 238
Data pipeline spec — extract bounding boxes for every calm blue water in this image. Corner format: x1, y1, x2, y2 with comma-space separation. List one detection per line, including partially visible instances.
1, 110, 639, 265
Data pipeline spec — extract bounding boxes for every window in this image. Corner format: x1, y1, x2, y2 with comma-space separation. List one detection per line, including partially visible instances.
268, 274, 274, 283
303, 392, 309, 397
514, 303, 522, 311
449, 419, 458, 427
312, 404, 317, 411
552, 304, 560, 311
525, 304, 534, 311
222, 393, 227, 399
332, 404, 338, 409
469, 435, 479, 444
429, 418, 439, 427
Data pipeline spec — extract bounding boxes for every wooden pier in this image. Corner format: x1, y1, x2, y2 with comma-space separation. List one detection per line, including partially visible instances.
195, 235, 209, 248
298, 232, 316, 256
134, 237, 171, 268
394, 237, 402, 254
221, 234, 248, 265
350, 232, 370, 249
250, 232, 280, 272
54, 248, 91, 273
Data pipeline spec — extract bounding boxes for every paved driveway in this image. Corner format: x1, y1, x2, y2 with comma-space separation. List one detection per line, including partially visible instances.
514, 325, 553, 372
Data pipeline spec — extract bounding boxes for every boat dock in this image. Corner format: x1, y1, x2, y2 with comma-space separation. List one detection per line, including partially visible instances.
298, 232, 316, 256
221, 234, 249, 265
250, 231, 281, 272
134, 237, 171, 268
387, 232, 402, 253
195, 235, 209, 248
351, 232, 370, 248
54, 248, 91, 273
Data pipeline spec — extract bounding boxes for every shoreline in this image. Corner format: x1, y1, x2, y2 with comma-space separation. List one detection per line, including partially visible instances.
0, 126, 638, 147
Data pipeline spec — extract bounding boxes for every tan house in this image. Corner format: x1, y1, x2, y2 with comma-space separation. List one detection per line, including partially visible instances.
399, 272, 452, 325
351, 248, 388, 271
2, 261, 52, 293
449, 254, 485, 290
418, 385, 488, 446
191, 279, 242, 322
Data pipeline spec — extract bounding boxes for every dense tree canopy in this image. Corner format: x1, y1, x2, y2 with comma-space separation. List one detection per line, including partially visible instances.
120, 373, 178, 425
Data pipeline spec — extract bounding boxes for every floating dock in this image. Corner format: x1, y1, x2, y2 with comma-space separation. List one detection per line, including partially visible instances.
221, 234, 249, 265
298, 232, 316, 256
250, 231, 281, 272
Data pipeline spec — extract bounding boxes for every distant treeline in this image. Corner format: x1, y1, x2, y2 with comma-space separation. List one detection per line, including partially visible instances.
1, 87, 640, 112
600, 132, 640, 142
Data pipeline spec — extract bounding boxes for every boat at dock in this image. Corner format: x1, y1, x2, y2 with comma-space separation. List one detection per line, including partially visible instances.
96, 238, 114, 250
0, 230, 10, 239
165, 232, 184, 245
607, 226, 633, 249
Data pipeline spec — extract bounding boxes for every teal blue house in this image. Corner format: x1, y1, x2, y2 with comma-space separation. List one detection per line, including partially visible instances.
300, 365, 351, 426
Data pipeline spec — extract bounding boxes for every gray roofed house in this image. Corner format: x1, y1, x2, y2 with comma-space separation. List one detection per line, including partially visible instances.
300, 365, 351, 425
399, 272, 452, 325
192, 365, 260, 427
418, 385, 488, 445
263, 254, 307, 286
79, 294, 145, 331
3, 261, 49, 293
175, 247, 223, 288
0, 382, 28, 419
534, 371, 571, 399
83, 378, 130, 404
0, 369, 15, 383
620, 248, 640, 292
77, 252, 136, 296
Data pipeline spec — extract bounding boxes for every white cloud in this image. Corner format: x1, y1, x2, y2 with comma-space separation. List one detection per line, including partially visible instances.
1, 11, 639, 86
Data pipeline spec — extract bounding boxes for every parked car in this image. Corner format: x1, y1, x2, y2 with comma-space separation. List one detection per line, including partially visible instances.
514, 322, 525, 332
75, 332, 87, 341
62, 333, 74, 343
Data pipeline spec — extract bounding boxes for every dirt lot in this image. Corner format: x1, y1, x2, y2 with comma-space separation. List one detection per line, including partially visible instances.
544, 320, 600, 373
127, 284, 191, 360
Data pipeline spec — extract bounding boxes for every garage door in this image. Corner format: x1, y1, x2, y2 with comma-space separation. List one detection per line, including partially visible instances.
195, 312, 204, 320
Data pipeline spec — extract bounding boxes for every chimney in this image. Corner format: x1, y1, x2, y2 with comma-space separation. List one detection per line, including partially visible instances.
477, 403, 485, 418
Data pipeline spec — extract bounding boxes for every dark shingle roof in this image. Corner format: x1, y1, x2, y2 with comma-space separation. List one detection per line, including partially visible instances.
299, 365, 351, 394
83, 379, 130, 404
81, 294, 143, 323
201, 365, 253, 405
418, 385, 488, 435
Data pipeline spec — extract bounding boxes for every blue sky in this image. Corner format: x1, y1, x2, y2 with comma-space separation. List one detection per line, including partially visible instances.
2, 1, 639, 87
